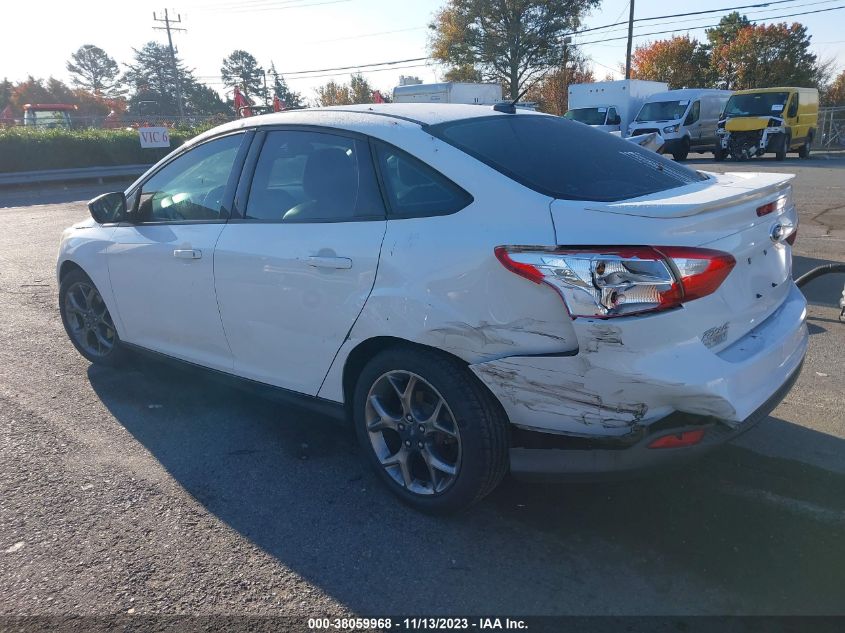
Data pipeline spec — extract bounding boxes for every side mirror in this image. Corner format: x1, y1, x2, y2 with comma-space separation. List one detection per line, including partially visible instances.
88, 192, 127, 224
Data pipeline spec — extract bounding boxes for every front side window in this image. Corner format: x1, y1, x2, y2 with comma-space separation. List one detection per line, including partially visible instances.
137, 134, 243, 222
373, 142, 472, 218
685, 101, 701, 125
787, 93, 799, 118
607, 108, 621, 125
245, 130, 384, 222
428, 114, 706, 202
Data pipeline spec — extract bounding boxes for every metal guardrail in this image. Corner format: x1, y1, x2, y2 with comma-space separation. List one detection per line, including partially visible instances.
0, 164, 152, 187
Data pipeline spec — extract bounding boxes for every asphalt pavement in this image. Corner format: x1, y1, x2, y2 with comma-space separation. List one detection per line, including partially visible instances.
0, 156, 843, 619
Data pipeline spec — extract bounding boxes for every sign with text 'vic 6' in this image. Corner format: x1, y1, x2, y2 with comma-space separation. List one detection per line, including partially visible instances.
139, 127, 170, 149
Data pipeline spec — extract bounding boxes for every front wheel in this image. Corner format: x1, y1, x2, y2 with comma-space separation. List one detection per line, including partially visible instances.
353, 347, 509, 513
775, 133, 790, 161
59, 268, 127, 366
713, 145, 726, 162
672, 137, 690, 161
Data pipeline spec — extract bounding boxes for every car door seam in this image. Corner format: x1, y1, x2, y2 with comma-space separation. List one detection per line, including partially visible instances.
315, 219, 389, 399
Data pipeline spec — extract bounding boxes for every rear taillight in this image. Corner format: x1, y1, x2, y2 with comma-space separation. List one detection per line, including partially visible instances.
495, 246, 736, 319
756, 195, 787, 217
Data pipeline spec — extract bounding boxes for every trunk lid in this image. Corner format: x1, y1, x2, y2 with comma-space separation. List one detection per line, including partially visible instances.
549, 171, 797, 351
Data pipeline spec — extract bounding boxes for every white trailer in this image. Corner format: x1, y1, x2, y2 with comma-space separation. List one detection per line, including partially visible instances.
392, 82, 503, 105
565, 80, 668, 136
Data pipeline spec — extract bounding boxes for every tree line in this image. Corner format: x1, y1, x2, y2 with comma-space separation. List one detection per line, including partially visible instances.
0, 43, 388, 122
629, 11, 842, 103
429, 2, 845, 113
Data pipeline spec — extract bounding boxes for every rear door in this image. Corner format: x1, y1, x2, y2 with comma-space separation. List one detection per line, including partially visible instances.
107, 132, 249, 371
213, 128, 387, 395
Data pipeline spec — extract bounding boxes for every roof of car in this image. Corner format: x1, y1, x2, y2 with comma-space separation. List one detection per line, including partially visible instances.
188, 103, 549, 149
201, 103, 539, 136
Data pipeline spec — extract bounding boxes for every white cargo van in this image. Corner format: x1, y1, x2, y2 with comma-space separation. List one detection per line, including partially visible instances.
392, 82, 503, 105
564, 80, 668, 135
629, 89, 732, 161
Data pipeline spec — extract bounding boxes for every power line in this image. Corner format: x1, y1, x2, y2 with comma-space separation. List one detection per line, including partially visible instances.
574, 3, 845, 46
569, 0, 815, 37
199, 62, 431, 85
579, 0, 841, 39
278, 57, 430, 77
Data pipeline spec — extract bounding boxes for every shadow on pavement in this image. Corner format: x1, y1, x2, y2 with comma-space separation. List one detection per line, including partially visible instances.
87, 353, 845, 615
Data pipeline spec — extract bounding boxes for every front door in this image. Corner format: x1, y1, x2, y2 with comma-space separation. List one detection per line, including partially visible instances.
107, 132, 247, 371
214, 129, 387, 395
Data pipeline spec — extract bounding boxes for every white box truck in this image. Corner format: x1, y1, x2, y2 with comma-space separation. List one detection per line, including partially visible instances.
628, 88, 732, 161
392, 82, 503, 105
564, 80, 668, 135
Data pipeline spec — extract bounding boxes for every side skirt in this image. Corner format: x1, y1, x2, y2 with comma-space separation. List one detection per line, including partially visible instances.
122, 342, 348, 423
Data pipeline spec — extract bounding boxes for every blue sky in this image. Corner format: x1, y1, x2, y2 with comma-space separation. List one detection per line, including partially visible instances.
3, 0, 843, 103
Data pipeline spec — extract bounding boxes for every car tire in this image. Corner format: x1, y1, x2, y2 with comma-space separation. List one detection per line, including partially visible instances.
798, 137, 811, 159
59, 268, 127, 366
775, 133, 789, 161
353, 346, 509, 514
672, 138, 690, 161
713, 145, 726, 162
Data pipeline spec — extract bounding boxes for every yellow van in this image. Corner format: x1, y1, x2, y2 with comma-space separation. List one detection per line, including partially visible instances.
715, 87, 819, 161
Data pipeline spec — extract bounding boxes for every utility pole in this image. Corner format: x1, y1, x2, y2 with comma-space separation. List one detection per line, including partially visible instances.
153, 9, 186, 118
624, 1, 635, 79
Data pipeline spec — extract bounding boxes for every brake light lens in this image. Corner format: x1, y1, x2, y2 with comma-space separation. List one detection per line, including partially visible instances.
495, 246, 735, 319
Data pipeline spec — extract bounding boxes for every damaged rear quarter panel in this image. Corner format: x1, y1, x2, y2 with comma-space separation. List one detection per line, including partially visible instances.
316, 140, 577, 402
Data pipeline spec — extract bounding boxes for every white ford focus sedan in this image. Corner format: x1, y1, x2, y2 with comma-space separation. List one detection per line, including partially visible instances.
58, 104, 807, 513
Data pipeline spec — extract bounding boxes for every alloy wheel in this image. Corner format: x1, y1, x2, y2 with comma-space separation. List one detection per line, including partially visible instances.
365, 370, 461, 495
63, 281, 116, 358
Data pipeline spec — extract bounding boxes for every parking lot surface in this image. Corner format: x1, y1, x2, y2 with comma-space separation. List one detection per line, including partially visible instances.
1, 156, 844, 617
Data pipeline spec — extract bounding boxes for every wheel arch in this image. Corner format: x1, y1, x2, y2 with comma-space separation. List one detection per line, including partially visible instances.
59, 259, 86, 282
341, 336, 466, 410
338, 335, 507, 424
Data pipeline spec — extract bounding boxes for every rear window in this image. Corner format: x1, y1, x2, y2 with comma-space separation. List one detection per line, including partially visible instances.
427, 114, 707, 202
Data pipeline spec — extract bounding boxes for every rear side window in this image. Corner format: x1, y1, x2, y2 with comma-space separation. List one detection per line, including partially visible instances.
373, 142, 472, 218
428, 115, 707, 202
245, 130, 384, 222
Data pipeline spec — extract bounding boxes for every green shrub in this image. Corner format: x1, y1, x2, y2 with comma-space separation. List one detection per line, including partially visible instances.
0, 126, 213, 173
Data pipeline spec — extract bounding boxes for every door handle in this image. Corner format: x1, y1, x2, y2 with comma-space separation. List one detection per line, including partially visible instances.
173, 249, 202, 260
307, 255, 352, 269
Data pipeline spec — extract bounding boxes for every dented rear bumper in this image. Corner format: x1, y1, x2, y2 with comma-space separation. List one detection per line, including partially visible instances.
469, 283, 808, 476
508, 358, 803, 480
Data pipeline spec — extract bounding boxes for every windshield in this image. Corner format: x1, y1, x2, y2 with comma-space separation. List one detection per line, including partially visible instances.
636, 100, 689, 122
563, 108, 607, 126
428, 114, 706, 202
724, 92, 789, 117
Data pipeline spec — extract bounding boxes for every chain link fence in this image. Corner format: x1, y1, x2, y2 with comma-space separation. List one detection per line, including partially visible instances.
814, 106, 845, 150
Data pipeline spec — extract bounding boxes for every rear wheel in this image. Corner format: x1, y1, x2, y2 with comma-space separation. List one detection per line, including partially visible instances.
672, 137, 690, 162
798, 137, 811, 159
59, 268, 126, 366
353, 347, 509, 514
775, 133, 790, 161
